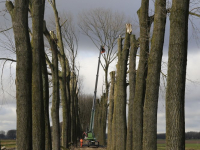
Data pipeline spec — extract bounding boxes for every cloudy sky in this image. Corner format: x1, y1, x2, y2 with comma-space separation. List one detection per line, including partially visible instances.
0, 0, 200, 134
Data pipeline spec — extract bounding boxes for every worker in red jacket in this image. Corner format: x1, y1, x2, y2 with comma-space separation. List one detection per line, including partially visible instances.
80, 138, 83, 147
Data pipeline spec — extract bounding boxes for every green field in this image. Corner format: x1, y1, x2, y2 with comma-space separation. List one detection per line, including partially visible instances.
1, 139, 200, 149
0, 139, 16, 149
157, 139, 200, 150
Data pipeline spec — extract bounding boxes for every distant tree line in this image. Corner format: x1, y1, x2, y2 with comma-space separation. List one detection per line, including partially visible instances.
0, 130, 16, 139
157, 132, 200, 140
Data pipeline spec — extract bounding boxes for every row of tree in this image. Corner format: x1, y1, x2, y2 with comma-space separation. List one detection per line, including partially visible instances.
0, 130, 16, 139
1, 0, 199, 150
92, 0, 192, 150
4, 0, 83, 149
158, 132, 200, 140
1, 1, 131, 149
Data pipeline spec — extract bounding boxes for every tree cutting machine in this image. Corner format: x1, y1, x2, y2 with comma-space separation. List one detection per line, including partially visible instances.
86, 46, 105, 147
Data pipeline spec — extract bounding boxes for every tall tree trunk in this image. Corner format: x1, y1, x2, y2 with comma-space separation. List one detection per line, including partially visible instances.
132, 0, 149, 149
97, 94, 106, 145
143, 0, 166, 149
115, 32, 130, 150
126, 35, 138, 150
50, 0, 69, 148
65, 59, 71, 145
41, 12, 52, 150
43, 23, 61, 150
111, 38, 122, 150
107, 71, 115, 150
93, 99, 100, 139
51, 36, 60, 150
6, 1, 32, 150
166, 0, 189, 149
31, 0, 45, 149
102, 93, 107, 145
42, 48, 52, 150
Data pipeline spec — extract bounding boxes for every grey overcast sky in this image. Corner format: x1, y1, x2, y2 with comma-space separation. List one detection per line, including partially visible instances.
0, 0, 200, 133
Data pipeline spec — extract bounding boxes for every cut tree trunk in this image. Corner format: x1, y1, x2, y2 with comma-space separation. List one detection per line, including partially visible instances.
111, 38, 122, 150
126, 35, 138, 150
143, 0, 166, 149
132, 0, 149, 149
107, 71, 115, 150
115, 32, 130, 150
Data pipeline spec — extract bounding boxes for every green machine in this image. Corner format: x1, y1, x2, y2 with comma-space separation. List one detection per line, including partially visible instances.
86, 46, 105, 147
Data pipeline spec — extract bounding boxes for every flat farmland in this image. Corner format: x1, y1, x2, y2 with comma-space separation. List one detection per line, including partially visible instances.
157, 139, 200, 150
1, 139, 200, 149
0, 139, 16, 149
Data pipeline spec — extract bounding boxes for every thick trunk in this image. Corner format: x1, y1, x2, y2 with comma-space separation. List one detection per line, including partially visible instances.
126, 35, 138, 150
107, 71, 115, 150
98, 94, 107, 145
132, 0, 149, 149
31, 0, 45, 149
111, 38, 122, 150
43, 21, 60, 150
59, 80, 68, 148
6, 1, 32, 150
70, 71, 76, 144
51, 1, 69, 148
166, 0, 189, 149
115, 32, 130, 150
51, 45, 60, 150
143, 0, 166, 149
93, 99, 100, 138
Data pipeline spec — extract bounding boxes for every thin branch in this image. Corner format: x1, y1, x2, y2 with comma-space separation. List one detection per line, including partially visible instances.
0, 58, 16, 62
189, 11, 200, 17
0, 27, 12, 33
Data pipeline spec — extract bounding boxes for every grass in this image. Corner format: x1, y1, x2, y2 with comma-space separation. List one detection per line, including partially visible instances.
1, 139, 200, 149
0, 139, 16, 149
157, 139, 200, 150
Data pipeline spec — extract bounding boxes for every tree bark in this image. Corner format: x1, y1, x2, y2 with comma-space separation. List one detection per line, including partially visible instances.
132, 0, 149, 149
111, 38, 122, 150
107, 71, 115, 150
70, 71, 75, 144
31, 0, 45, 149
42, 49, 52, 150
115, 32, 130, 150
50, 0, 69, 148
126, 35, 138, 150
166, 0, 189, 149
6, 1, 32, 150
98, 94, 107, 145
143, 0, 166, 149
51, 44, 60, 150
93, 99, 100, 139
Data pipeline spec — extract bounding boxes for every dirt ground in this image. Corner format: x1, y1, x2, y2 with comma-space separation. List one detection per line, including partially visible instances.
74, 139, 106, 150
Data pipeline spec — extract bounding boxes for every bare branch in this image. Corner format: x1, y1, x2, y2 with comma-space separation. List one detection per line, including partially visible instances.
0, 58, 16, 62
0, 27, 12, 33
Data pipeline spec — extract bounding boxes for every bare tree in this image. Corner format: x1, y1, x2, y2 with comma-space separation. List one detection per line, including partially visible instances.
62, 14, 79, 145
29, 0, 46, 149
132, 0, 152, 149
166, 0, 190, 149
78, 8, 128, 98
142, 0, 167, 149
79, 94, 93, 134
126, 35, 138, 150
6, 1, 32, 150
112, 30, 131, 150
